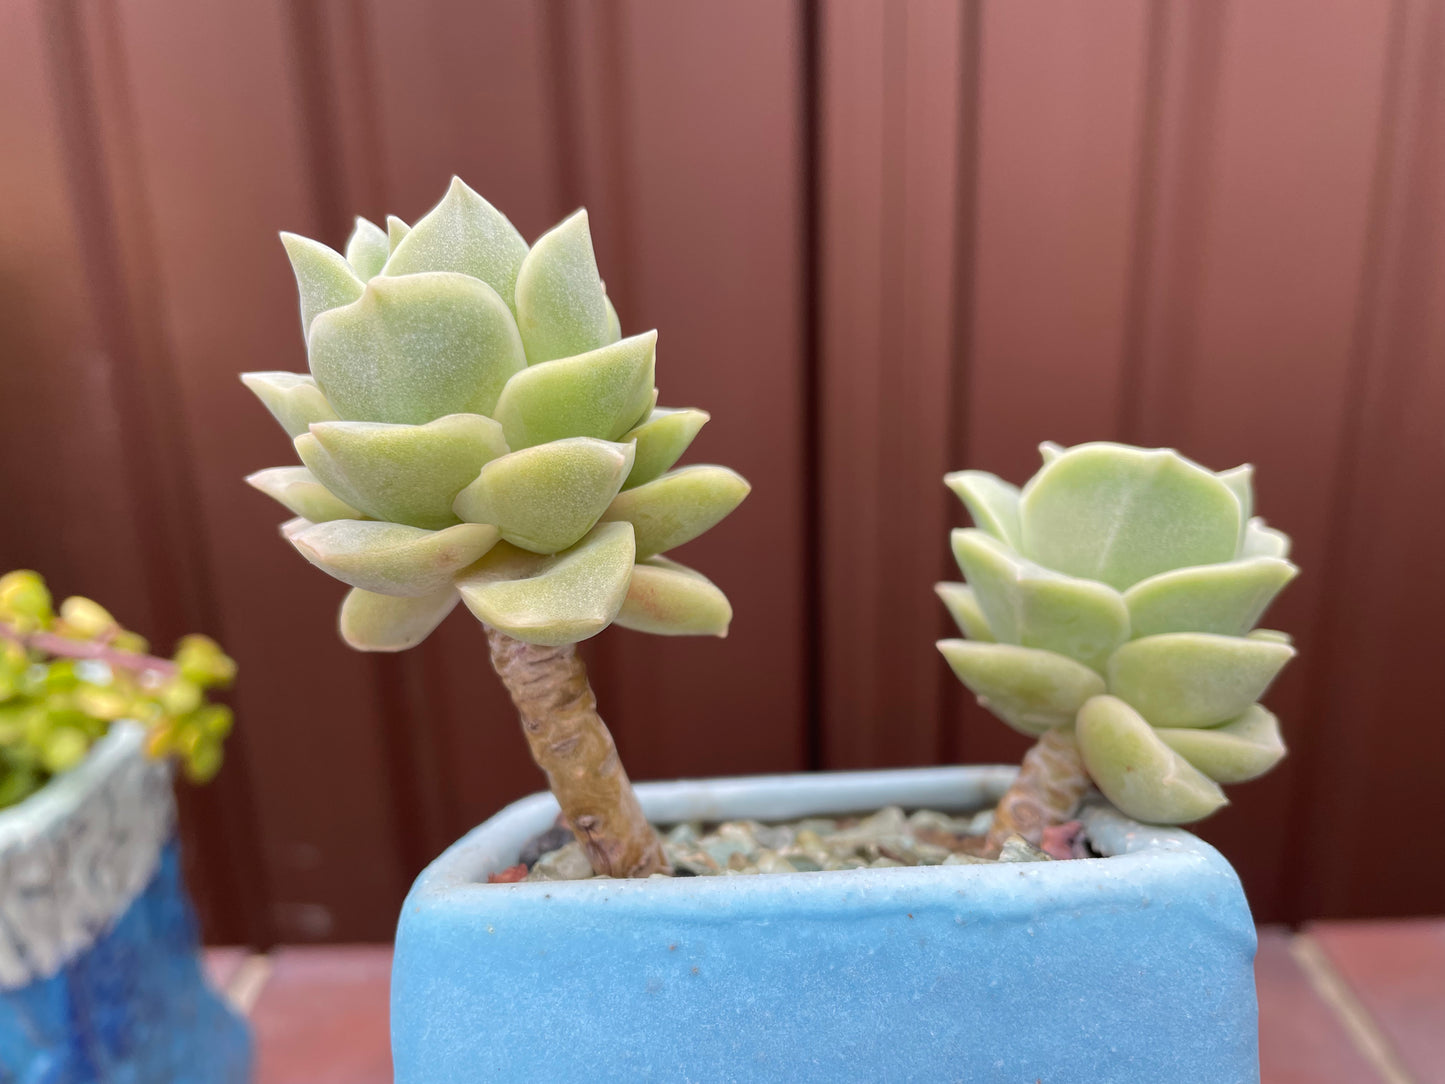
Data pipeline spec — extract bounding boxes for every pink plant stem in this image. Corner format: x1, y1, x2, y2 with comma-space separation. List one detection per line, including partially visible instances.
0, 621, 177, 679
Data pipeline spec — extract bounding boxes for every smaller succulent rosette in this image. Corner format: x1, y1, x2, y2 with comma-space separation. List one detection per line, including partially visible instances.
244, 178, 748, 650
937, 442, 1296, 824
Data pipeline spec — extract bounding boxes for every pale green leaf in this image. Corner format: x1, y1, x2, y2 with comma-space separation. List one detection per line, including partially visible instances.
492, 331, 657, 449
345, 217, 389, 282
615, 556, 732, 637
241, 371, 339, 439
308, 271, 526, 425
287, 519, 499, 596
453, 437, 634, 553
1242, 516, 1292, 559
386, 215, 410, 253
246, 466, 360, 523
381, 176, 529, 309
1217, 464, 1254, 537
1038, 441, 1066, 465
1156, 704, 1286, 784
515, 209, 610, 364
339, 585, 459, 652
280, 233, 364, 335
1123, 556, 1297, 638
1106, 632, 1295, 728
934, 582, 994, 641
456, 522, 636, 645
936, 640, 1105, 736
944, 471, 1021, 547
1019, 443, 1241, 590
620, 407, 709, 490
601, 465, 750, 560
950, 529, 1129, 672
1247, 628, 1292, 645
604, 293, 622, 343
1076, 694, 1228, 824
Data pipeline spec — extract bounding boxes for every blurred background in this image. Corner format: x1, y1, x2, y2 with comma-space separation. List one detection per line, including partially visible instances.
1, 0, 1442, 946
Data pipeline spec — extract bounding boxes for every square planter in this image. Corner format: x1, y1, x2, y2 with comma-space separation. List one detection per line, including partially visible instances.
392, 765, 1259, 1084
0, 724, 252, 1084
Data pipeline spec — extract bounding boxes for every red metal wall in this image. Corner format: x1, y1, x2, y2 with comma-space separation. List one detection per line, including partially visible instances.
2, 0, 1441, 942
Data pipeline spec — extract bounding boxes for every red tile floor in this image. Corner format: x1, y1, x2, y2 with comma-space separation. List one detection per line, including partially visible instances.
210, 921, 1445, 1084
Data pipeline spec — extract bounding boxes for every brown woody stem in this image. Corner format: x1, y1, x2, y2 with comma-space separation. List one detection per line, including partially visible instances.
485, 627, 666, 878
985, 725, 1091, 855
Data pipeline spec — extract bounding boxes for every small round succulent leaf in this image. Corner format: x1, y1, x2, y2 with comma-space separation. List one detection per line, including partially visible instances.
345, 217, 390, 282
604, 293, 622, 343
620, 407, 710, 490
1076, 694, 1228, 824
339, 585, 459, 652
280, 233, 364, 336
298, 414, 509, 530
1123, 556, 1297, 639
241, 372, 340, 439
381, 176, 529, 310
387, 216, 410, 253
936, 640, 1105, 737
308, 271, 526, 425
601, 465, 751, 560
1155, 704, 1286, 784
1242, 517, 1292, 560
1019, 443, 1242, 590
492, 331, 657, 450
246, 466, 361, 523
288, 519, 499, 596
944, 471, 1021, 548
1106, 632, 1295, 728
452, 437, 635, 554
934, 582, 994, 642
456, 522, 636, 646
515, 209, 611, 364
615, 556, 732, 637
951, 529, 1129, 673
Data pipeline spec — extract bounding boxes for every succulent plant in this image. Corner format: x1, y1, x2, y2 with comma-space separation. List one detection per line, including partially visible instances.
243, 177, 749, 877
936, 442, 1295, 844
0, 570, 237, 807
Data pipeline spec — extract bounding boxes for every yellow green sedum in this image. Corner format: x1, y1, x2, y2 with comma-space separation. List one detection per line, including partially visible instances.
246, 177, 749, 650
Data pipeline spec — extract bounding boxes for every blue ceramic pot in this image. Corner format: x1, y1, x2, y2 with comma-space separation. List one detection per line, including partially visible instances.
392, 765, 1259, 1084
0, 725, 252, 1084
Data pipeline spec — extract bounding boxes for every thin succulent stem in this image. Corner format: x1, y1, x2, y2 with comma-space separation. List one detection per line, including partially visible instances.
0, 621, 177, 680
985, 726, 1091, 855
485, 627, 666, 878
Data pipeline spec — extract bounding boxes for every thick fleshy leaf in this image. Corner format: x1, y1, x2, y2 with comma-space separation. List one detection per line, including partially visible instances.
1038, 441, 1065, 465
950, 529, 1129, 672
1217, 463, 1254, 548
604, 294, 622, 343
1242, 517, 1292, 559
944, 471, 1021, 547
1248, 628, 1292, 645
308, 272, 526, 425
492, 331, 657, 449
241, 372, 339, 438
453, 437, 634, 553
615, 556, 732, 637
934, 582, 994, 641
620, 407, 709, 490
601, 465, 750, 560
287, 520, 499, 596
298, 414, 508, 530
339, 585, 459, 652
1076, 695, 1228, 824
387, 216, 410, 253
345, 217, 389, 282
1156, 704, 1286, 784
936, 640, 1105, 736
280, 233, 364, 335
381, 176, 529, 308
1019, 443, 1241, 590
456, 522, 635, 645
246, 466, 360, 522
1106, 632, 1295, 728
1123, 556, 1298, 638
515, 210, 610, 364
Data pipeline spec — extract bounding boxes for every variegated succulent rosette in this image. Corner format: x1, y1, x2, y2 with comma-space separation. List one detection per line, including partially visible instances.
937, 442, 1296, 825
244, 178, 749, 651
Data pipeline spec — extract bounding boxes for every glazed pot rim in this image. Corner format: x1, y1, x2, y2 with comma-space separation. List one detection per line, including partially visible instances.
0, 721, 149, 846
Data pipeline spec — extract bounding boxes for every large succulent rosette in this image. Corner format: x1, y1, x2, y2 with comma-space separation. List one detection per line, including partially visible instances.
244, 178, 748, 650
937, 442, 1296, 824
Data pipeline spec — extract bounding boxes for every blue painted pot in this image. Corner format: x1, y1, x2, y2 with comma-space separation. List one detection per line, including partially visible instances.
0, 724, 252, 1084
392, 766, 1260, 1084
